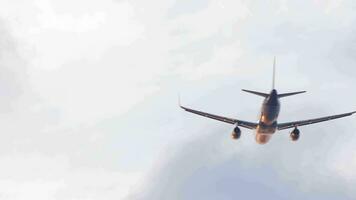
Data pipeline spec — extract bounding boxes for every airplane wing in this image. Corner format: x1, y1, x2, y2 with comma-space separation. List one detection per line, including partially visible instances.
180, 105, 258, 130
278, 111, 356, 130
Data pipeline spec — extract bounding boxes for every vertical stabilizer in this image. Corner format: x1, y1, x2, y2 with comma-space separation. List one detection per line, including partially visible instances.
272, 57, 276, 89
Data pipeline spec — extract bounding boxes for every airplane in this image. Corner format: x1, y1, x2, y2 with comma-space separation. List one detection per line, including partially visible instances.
179, 58, 356, 144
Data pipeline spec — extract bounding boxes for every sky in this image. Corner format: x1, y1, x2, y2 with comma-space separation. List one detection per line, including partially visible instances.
0, 0, 356, 199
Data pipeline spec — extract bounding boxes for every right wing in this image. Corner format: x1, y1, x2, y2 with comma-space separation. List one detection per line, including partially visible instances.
180, 105, 258, 130
278, 111, 356, 130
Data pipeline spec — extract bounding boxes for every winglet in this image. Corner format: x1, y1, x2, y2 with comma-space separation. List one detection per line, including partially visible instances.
178, 93, 182, 108
178, 93, 186, 110
272, 57, 276, 89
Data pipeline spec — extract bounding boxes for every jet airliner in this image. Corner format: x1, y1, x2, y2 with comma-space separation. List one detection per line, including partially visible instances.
180, 59, 356, 144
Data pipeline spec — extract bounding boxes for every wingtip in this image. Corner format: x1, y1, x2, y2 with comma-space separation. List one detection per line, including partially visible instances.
296, 90, 306, 94
347, 111, 356, 116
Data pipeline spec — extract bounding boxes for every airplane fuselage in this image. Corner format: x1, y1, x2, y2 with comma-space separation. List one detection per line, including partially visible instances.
256, 89, 280, 144
180, 59, 356, 145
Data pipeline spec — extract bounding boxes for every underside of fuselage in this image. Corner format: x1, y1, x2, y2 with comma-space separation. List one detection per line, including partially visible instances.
255, 89, 280, 144
256, 122, 277, 144
256, 133, 273, 144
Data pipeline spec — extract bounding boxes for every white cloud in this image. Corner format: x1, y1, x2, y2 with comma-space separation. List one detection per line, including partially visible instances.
0, 0, 158, 125
0, 154, 140, 200
34, 0, 106, 33
0, 0, 356, 199
171, 0, 251, 41
0, 180, 63, 200
125, 0, 356, 199
28, 0, 144, 69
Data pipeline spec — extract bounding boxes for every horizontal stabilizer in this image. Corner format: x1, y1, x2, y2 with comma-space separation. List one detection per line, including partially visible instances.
242, 89, 269, 97
278, 91, 306, 98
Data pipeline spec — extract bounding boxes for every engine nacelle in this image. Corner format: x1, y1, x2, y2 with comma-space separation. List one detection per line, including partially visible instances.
232, 127, 241, 140
290, 128, 300, 141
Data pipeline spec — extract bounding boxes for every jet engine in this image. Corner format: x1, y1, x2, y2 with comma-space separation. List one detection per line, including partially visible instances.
232, 127, 241, 140
290, 127, 300, 141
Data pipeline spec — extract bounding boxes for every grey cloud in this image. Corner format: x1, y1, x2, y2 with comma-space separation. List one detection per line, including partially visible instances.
127, 1, 356, 200
128, 112, 356, 200
0, 20, 28, 113
0, 18, 65, 154
168, 0, 210, 18
1, 0, 356, 199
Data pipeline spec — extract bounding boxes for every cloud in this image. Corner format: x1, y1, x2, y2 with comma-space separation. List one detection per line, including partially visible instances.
0, 0, 356, 199
0, 1, 144, 199
0, 153, 141, 200
128, 118, 356, 200
126, 0, 356, 199
0, 20, 29, 113
0, 0, 157, 125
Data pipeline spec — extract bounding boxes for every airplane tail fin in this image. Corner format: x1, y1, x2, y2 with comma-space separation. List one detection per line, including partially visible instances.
242, 58, 306, 98
242, 89, 269, 98
277, 91, 306, 98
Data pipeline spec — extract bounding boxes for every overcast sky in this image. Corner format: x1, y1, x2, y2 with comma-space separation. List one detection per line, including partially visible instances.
0, 0, 356, 199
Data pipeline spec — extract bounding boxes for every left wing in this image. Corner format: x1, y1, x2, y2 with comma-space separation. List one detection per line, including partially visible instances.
278, 111, 356, 130
180, 105, 258, 130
